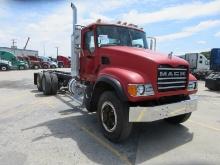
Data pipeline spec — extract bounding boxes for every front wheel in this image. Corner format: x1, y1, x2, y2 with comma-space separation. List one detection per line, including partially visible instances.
0, 65, 8, 71
97, 91, 132, 142
165, 112, 191, 124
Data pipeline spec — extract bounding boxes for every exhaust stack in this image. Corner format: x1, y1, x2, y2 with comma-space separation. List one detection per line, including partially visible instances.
71, 3, 79, 77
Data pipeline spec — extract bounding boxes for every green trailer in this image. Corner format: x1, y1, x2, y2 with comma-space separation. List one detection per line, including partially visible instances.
0, 51, 28, 70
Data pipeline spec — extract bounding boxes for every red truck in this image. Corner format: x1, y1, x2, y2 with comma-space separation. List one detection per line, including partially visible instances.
18, 55, 41, 69
34, 3, 198, 142
57, 55, 71, 68
27, 55, 50, 69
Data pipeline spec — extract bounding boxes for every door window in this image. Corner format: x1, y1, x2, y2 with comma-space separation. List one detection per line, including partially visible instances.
85, 30, 95, 53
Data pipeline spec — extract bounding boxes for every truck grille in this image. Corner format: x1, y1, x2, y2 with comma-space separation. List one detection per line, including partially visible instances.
157, 65, 188, 92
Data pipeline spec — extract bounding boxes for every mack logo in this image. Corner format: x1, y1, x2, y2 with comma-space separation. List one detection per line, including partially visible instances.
159, 71, 186, 77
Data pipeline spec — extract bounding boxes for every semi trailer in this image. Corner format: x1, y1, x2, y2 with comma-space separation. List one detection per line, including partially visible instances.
179, 53, 210, 79
205, 48, 220, 90
34, 3, 198, 142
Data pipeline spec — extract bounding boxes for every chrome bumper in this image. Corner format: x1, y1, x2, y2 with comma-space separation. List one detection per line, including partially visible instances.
129, 95, 197, 122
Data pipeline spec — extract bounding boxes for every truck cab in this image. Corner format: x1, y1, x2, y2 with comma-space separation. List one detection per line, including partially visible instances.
205, 48, 220, 90
0, 51, 28, 70
39, 56, 58, 69
57, 55, 71, 68
0, 58, 12, 71
78, 23, 197, 100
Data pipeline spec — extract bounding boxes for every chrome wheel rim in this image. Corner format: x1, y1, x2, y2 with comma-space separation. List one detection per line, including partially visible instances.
1, 66, 7, 71
101, 101, 117, 132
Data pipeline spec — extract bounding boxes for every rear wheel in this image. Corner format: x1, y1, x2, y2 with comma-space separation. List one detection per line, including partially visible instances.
0, 65, 8, 71
97, 91, 132, 142
37, 73, 43, 91
42, 72, 52, 95
165, 113, 191, 124
19, 65, 25, 70
50, 73, 58, 95
43, 65, 48, 69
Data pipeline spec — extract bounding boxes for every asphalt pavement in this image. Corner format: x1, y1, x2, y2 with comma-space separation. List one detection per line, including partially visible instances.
0, 69, 220, 165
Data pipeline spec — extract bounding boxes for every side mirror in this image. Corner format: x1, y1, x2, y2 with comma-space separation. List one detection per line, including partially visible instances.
147, 37, 157, 51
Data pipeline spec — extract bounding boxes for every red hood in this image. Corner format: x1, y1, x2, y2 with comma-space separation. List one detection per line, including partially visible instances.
101, 46, 188, 67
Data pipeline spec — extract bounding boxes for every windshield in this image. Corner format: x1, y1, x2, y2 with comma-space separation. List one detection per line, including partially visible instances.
97, 25, 148, 49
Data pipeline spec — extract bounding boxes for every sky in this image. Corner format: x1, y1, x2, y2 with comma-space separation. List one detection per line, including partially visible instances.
0, 0, 220, 57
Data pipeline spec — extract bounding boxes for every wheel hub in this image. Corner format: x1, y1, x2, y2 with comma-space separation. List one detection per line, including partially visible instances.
101, 102, 117, 132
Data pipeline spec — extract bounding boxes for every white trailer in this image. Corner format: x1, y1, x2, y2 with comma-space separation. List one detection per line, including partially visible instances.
179, 53, 210, 79
179, 53, 209, 72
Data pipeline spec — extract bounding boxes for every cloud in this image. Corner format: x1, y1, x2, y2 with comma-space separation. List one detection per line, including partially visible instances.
0, 1, 8, 17
121, 1, 220, 25
215, 31, 220, 37
157, 20, 220, 42
2, 0, 220, 57
21, 0, 139, 56
197, 40, 206, 44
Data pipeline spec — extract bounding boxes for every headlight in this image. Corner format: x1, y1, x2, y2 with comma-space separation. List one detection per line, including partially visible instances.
128, 84, 154, 97
188, 81, 197, 91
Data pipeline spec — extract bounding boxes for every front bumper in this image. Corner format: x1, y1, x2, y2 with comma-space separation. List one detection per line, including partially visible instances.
129, 95, 197, 122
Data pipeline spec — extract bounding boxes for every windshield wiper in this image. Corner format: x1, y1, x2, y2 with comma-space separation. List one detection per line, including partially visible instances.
100, 43, 120, 47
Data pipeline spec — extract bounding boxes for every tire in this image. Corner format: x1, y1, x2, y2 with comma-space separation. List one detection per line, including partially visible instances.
50, 73, 58, 95
19, 65, 25, 70
51, 65, 56, 69
83, 85, 94, 112
97, 91, 133, 142
0, 65, 8, 71
165, 112, 191, 124
42, 72, 52, 95
37, 73, 43, 91
34, 65, 39, 69
43, 65, 48, 69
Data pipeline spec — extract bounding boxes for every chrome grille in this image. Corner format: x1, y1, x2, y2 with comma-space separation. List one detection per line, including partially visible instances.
157, 66, 188, 92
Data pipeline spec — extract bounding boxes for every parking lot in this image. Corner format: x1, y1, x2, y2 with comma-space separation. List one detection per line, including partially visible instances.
0, 69, 220, 165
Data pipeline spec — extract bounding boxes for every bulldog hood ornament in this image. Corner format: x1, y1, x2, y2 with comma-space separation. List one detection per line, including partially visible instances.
168, 51, 173, 59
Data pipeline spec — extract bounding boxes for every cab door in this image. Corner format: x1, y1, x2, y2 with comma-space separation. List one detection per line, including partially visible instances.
80, 28, 98, 81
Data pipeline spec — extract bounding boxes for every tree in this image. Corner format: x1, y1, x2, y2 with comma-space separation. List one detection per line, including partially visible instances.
200, 51, 211, 60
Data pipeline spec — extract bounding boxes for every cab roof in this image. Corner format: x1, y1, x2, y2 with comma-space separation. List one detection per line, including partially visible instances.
83, 22, 145, 33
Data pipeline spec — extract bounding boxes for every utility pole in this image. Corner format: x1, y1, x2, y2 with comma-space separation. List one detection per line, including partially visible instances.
11, 39, 17, 54
12, 39, 16, 48
55, 46, 59, 59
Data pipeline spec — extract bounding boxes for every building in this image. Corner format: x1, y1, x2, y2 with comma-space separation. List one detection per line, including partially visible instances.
0, 46, 38, 57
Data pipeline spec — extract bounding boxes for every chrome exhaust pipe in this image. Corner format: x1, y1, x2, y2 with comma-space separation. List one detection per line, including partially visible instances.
71, 3, 79, 77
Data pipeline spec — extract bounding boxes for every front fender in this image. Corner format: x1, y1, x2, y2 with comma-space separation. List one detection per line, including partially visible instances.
189, 73, 197, 81
95, 76, 128, 101
98, 67, 150, 100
